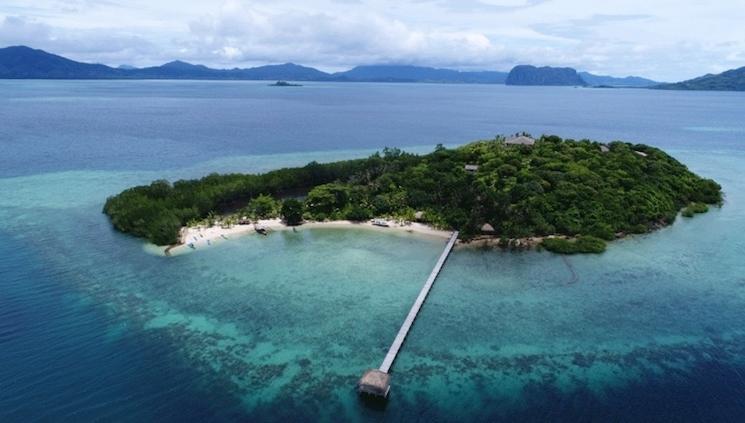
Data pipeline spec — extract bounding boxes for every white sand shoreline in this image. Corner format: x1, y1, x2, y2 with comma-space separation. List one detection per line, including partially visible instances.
157, 219, 452, 256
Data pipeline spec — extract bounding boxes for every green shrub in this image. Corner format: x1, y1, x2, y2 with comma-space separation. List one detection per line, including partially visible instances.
584, 222, 615, 241
248, 194, 279, 219
344, 205, 373, 222
281, 199, 304, 226
682, 202, 709, 218
542, 236, 606, 254
574, 236, 607, 253
628, 224, 649, 234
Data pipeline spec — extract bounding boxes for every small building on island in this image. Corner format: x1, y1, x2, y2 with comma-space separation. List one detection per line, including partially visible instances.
464, 164, 479, 173
600, 144, 610, 153
505, 135, 536, 146
481, 223, 496, 234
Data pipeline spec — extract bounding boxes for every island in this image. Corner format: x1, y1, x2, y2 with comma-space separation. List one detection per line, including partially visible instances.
654, 66, 745, 91
269, 80, 302, 87
505, 66, 587, 86
103, 135, 722, 254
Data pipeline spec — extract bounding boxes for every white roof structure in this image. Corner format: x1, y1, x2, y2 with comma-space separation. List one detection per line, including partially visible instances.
505, 135, 536, 146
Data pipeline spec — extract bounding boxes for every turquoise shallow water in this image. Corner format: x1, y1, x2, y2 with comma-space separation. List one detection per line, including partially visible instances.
2, 81, 745, 421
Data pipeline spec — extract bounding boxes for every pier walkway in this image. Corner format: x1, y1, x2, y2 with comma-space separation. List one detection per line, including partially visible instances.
358, 231, 459, 398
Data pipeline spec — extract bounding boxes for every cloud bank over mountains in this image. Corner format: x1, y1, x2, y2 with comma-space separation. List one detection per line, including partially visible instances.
1, 0, 743, 81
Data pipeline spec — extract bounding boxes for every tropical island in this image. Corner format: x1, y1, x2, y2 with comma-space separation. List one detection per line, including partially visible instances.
505, 65, 587, 86
269, 80, 302, 87
103, 135, 722, 254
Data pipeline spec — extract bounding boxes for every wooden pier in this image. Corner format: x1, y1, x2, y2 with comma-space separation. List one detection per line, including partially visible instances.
358, 231, 459, 398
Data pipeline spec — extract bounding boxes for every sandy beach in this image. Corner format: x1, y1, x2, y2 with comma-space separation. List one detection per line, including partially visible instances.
160, 219, 452, 256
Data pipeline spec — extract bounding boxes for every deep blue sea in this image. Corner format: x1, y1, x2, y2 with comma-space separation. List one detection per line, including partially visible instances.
2, 80, 745, 422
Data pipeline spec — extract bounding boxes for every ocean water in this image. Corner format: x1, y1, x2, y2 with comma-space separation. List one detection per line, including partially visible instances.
1, 80, 745, 422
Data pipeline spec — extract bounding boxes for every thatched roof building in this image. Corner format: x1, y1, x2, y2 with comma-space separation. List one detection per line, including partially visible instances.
358, 369, 391, 398
505, 135, 536, 146
481, 223, 495, 233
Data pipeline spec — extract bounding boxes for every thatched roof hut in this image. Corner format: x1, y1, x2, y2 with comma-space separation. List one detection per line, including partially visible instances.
481, 223, 495, 233
358, 369, 390, 398
414, 211, 425, 221
505, 135, 536, 146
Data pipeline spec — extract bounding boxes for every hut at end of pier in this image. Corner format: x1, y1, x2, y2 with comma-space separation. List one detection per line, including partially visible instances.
358, 369, 391, 398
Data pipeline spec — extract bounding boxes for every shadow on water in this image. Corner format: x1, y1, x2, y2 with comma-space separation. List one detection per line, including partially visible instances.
358, 392, 390, 412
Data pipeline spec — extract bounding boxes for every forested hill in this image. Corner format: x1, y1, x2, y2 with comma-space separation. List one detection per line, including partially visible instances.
103, 136, 722, 253
506, 65, 587, 86
654, 66, 745, 91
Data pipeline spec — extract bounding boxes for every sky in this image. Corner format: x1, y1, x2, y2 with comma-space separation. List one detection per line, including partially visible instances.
1, 0, 744, 81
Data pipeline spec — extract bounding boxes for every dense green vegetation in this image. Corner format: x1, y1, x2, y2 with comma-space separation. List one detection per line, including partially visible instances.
542, 236, 607, 254
104, 135, 723, 252
682, 202, 709, 218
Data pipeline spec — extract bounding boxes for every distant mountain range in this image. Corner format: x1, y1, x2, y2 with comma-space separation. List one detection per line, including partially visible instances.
653, 66, 745, 91
333, 65, 508, 83
0, 45, 668, 88
578, 72, 658, 88
0, 46, 330, 81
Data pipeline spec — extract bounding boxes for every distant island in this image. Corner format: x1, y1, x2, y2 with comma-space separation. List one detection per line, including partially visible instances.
270, 81, 302, 87
653, 66, 745, 91
1, 45, 658, 87
578, 72, 658, 88
506, 65, 587, 86
103, 135, 722, 254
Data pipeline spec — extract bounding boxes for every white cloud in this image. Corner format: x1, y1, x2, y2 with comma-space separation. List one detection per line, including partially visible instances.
0, 15, 159, 65
1, 0, 744, 80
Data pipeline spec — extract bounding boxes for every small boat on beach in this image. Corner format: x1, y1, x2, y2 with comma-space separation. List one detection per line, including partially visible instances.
372, 219, 390, 227
254, 225, 268, 235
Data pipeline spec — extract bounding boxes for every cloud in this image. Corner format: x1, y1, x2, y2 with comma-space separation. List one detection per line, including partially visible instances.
0, 15, 52, 46
0, 15, 158, 65
180, 2, 507, 69
428, 0, 552, 13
